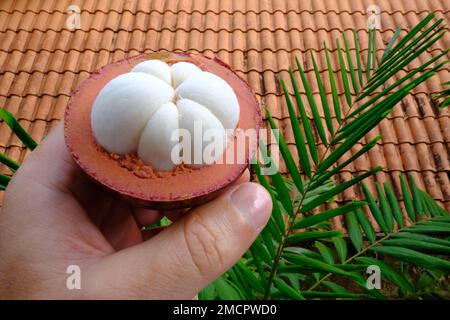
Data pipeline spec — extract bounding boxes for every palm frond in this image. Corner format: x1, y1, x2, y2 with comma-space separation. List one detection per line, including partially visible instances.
433, 81, 450, 109
0, 153, 20, 172
295, 57, 328, 146
0, 173, 11, 190
199, 14, 450, 300
0, 8, 445, 301
280, 78, 311, 180
0, 108, 37, 151
293, 202, 366, 229
303, 175, 449, 298
324, 43, 342, 123
265, 114, 304, 196
0, 108, 38, 187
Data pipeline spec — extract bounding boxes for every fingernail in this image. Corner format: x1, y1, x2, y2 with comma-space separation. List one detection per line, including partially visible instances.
230, 182, 272, 231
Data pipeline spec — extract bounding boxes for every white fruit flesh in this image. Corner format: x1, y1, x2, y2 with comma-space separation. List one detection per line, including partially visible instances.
177, 99, 227, 168
171, 62, 202, 88
91, 72, 174, 155
90, 60, 240, 171
130, 60, 171, 85
175, 72, 239, 130
138, 102, 180, 171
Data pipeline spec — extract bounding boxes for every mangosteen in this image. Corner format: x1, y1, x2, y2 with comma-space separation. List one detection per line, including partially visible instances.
64, 52, 261, 210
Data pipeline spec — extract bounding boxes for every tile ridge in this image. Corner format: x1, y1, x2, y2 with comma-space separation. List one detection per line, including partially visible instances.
0, 47, 446, 55
1, 65, 445, 77
266, 115, 450, 121
3, 26, 444, 33
260, 91, 446, 97
2, 109, 447, 123
1, 91, 446, 99
0, 9, 448, 15
273, 141, 450, 148
4, 114, 449, 125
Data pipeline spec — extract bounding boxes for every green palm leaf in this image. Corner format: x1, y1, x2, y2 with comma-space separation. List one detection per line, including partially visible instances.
293, 202, 365, 229
336, 39, 352, 106
345, 210, 363, 251
286, 231, 342, 244
434, 81, 450, 108
280, 78, 311, 179
0, 108, 37, 150
310, 50, 334, 136
288, 65, 319, 164
0, 153, 20, 172
354, 207, 376, 244
332, 237, 348, 263
324, 44, 342, 123
265, 112, 304, 196
273, 277, 305, 299
370, 246, 450, 273
295, 57, 328, 146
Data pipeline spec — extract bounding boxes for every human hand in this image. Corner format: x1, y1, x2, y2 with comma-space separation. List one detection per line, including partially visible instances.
0, 121, 272, 299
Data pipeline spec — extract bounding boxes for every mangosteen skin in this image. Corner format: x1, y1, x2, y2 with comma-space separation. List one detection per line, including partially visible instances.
64, 52, 262, 210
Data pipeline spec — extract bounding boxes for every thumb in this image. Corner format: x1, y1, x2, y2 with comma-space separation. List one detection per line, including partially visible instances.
86, 182, 272, 299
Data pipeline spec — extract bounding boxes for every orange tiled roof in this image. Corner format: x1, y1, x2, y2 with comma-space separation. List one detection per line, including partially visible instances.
0, 0, 449, 218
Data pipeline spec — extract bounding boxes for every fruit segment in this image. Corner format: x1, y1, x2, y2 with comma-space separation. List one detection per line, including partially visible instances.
177, 98, 227, 168
90, 72, 174, 155
138, 102, 180, 172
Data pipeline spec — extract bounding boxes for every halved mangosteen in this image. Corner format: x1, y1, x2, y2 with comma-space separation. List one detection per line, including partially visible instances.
64, 52, 262, 210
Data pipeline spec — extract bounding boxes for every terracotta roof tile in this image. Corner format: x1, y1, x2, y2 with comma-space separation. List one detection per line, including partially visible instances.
0, 0, 449, 219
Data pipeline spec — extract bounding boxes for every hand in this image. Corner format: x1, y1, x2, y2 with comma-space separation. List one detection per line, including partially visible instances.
0, 122, 272, 299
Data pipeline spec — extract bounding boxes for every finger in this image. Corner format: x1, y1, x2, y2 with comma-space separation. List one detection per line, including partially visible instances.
235, 169, 250, 185
86, 182, 272, 299
162, 169, 250, 222
11, 121, 81, 194
132, 207, 162, 227
100, 199, 143, 251
142, 226, 166, 241
162, 209, 187, 222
